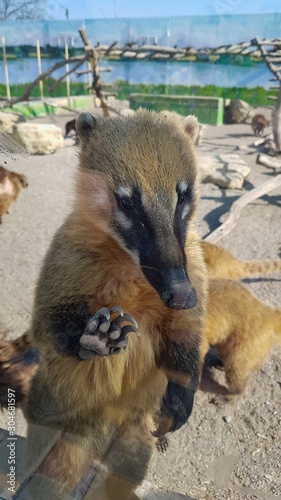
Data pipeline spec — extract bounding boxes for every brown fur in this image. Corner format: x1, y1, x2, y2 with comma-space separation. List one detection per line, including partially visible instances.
201, 278, 281, 401
0, 166, 28, 223
251, 113, 268, 136
20, 110, 208, 499
201, 240, 281, 279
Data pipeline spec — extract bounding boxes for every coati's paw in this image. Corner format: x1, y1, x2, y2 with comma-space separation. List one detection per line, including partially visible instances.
156, 435, 169, 454
210, 394, 238, 405
78, 306, 139, 359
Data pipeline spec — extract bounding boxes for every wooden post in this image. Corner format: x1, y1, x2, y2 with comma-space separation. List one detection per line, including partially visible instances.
1, 36, 11, 101
65, 41, 70, 106
272, 83, 281, 151
88, 61, 92, 95
36, 40, 44, 101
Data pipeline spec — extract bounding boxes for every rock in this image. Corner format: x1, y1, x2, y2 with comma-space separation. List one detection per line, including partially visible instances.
199, 153, 250, 189
0, 111, 26, 134
223, 416, 231, 423
227, 99, 250, 124
11, 123, 64, 155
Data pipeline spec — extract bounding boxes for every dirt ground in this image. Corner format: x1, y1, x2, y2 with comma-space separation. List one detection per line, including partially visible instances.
0, 103, 280, 500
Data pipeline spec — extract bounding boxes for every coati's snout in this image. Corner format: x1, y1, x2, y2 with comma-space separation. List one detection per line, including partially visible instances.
142, 266, 197, 310
163, 269, 198, 310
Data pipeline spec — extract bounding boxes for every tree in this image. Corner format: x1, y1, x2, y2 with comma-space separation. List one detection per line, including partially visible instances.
0, 0, 47, 21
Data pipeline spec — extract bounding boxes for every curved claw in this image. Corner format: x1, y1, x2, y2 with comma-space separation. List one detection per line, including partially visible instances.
110, 305, 123, 317
120, 324, 140, 337
93, 307, 111, 322
110, 313, 138, 330
85, 308, 111, 334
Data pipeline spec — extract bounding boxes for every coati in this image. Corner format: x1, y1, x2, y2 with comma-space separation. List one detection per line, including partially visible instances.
17, 110, 208, 499
201, 278, 281, 402
201, 240, 281, 279
64, 118, 77, 138
0, 165, 28, 223
251, 114, 268, 136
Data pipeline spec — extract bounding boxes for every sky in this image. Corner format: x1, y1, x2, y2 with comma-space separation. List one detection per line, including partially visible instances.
48, 0, 281, 20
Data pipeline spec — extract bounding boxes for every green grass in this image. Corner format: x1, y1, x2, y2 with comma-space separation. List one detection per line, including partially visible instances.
0, 78, 90, 99
115, 81, 278, 106
0, 78, 278, 107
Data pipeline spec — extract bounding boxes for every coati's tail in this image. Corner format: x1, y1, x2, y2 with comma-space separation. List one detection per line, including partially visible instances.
201, 241, 281, 279
0, 331, 38, 409
274, 310, 281, 341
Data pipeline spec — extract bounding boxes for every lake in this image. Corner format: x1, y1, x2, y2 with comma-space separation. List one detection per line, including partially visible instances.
0, 57, 273, 89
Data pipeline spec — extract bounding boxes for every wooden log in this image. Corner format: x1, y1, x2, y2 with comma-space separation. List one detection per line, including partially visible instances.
43, 101, 80, 114
268, 96, 278, 100
75, 68, 112, 75
65, 42, 70, 105
50, 58, 87, 91
78, 27, 90, 46
105, 41, 118, 55
1, 36, 10, 101
265, 57, 281, 63
253, 137, 266, 147
257, 153, 281, 171
204, 175, 281, 243
272, 85, 281, 150
36, 40, 44, 101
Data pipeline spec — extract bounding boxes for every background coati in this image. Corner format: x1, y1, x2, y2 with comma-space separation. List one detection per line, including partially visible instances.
201, 240, 281, 279
64, 118, 77, 138
16, 110, 208, 499
201, 278, 281, 402
0, 165, 28, 223
251, 113, 268, 136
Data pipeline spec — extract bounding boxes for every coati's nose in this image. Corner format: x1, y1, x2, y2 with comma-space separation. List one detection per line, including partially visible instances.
163, 269, 198, 310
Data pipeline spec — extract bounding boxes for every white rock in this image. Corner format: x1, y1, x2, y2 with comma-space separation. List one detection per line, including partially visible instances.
0, 111, 26, 134
199, 153, 250, 189
223, 416, 231, 423
228, 99, 250, 123
11, 123, 64, 155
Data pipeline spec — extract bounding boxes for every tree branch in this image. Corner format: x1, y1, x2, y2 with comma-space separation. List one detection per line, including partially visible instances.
204, 175, 281, 243
0, 55, 87, 109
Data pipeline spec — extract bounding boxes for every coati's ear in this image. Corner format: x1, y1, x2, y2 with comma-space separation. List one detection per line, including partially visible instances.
76, 112, 97, 142
18, 174, 28, 188
182, 115, 199, 144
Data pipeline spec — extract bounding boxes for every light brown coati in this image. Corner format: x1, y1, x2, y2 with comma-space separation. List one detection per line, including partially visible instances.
201, 278, 281, 402
18, 110, 208, 499
251, 113, 268, 136
0, 165, 28, 223
201, 240, 281, 279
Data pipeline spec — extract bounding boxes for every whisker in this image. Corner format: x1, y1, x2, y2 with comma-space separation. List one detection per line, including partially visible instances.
141, 265, 162, 275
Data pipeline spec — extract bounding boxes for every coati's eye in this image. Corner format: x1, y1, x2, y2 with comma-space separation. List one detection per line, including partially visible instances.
177, 192, 188, 206
121, 197, 133, 211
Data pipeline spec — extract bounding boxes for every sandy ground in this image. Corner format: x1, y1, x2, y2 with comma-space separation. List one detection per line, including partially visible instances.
0, 103, 280, 499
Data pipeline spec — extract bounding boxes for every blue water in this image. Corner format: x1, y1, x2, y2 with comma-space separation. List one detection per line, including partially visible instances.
1, 58, 272, 89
